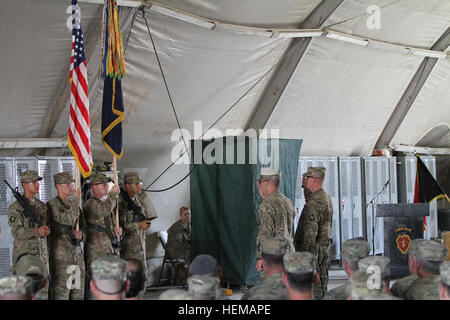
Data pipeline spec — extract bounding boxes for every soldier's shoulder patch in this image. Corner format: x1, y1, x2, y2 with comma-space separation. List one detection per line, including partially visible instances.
9, 215, 16, 223
308, 214, 316, 221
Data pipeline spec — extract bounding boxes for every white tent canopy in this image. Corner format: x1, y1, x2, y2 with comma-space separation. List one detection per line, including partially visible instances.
1, 0, 449, 229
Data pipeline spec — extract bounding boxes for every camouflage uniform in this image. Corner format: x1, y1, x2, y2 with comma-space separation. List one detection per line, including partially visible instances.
90, 255, 128, 300
12, 253, 48, 299
404, 240, 447, 300
390, 239, 425, 299
439, 261, 450, 300
0, 276, 33, 300
83, 172, 120, 300
7, 170, 50, 300
256, 170, 295, 259
294, 167, 333, 300
159, 288, 192, 300
242, 237, 290, 300
283, 251, 317, 300
47, 172, 85, 300
188, 274, 220, 300
167, 219, 191, 261
350, 271, 401, 300
119, 172, 150, 298
325, 239, 370, 300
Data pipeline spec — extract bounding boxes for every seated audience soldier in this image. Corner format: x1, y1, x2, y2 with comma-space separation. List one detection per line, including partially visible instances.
187, 274, 220, 300
357, 256, 393, 295
125, 258, 146, 300
348, 271, 401, 300
0, 276, 33, 300
391, 239, 426, 299
89, 256, 130, 300
159, 289, 192, 300
325, 238, 370, 300
12, 253, 48, 300
439, 261, 450, 300
281, 252, 318, 300
404, 240, 447, 300
242, 237, 290, 300
189, 254, 227, 299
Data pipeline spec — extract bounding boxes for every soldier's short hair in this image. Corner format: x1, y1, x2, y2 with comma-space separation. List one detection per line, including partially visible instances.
261, 252, 284, 268
284, 271, 315, 293
125, 258, 145, 299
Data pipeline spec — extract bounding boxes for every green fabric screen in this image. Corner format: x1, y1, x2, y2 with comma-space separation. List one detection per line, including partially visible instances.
190, 137, 302, 286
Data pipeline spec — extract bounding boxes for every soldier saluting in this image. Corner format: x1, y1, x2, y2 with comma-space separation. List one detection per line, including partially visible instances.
47, 172, 85, 300
7, 170, 50, 300
83, 171, 122, 300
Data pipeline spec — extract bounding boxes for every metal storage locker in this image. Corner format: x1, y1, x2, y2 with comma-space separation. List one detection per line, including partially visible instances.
0, 158, 14, 277
295, 157, 340, 260
363, 157, 397, 255
397, 156, 438, 239
338, 157, 364, 248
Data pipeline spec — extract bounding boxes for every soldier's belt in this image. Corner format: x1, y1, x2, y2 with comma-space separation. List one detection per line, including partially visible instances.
87, 223, 107, 234
52, 223, 74, 235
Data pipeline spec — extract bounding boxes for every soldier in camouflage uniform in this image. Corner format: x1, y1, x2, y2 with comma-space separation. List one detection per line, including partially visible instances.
0, 276, 34, 300
119, 172, 151, 297
83, 172, 122, 300
349, 271, 401, 300
12, 253, 48, 299
159, 288, 192, 300
187, 274, 220, 300
256, 170, 295, 273
358, 256, 393, 295
7, 170, 50, 300
47, 172, 85, 300
390, 238, 425, 299
294, 167, 333, 300
281, 251, 317, 300
167, 206, 191, 261
438, 261, 450, 300
404, 240, 447, 300
89, 255, 129, 300
242, 237, 290, 300
325, 239, 370, 300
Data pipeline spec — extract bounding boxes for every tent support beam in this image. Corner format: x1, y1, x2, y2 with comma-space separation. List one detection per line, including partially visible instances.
0, 138, 67, 149
374, 27, 450, 150
243, 0, 345, 132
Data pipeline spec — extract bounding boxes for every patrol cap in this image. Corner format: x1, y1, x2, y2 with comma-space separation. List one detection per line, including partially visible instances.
358, 256, 391, 278
89, 171, 110, 185
414, 240, 447, 262
406, 238, 426, 256
13, 254, 48, 280
302, 166, 326, 178
54, 172, 75, 185
349, 271, 383, 299
261, 237, 290, 255
439, 261, 450, 286
20, 170, 43, 183
187, 274, 220, 299
123, 172, 143, 184
91, 256, 127, 281
283, 251, 316, 274
259, 169, 281, 181
341, 239, 370, 261
159, 289, 193, 300
0, 276, 33, 298
189, 254, 219, 276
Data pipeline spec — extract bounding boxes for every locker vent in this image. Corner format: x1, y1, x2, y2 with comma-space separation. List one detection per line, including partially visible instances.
39, 162, 53, 203
0, 164, 7, 215
0, 248, 11, 278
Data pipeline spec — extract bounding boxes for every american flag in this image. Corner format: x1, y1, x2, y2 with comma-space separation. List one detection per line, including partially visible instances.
68, 0, 92, 178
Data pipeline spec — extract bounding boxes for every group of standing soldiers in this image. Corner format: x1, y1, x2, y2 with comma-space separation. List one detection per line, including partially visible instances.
6, 169, 156, 300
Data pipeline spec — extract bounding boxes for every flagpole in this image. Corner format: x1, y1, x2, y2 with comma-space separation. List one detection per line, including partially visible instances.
113, 155, 119, 229
75, 165, 80, 232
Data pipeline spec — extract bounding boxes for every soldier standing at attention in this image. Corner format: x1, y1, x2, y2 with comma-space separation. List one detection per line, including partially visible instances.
47, 172, 85, 300
8, 170, 50, 300
83, 171, 122, 300
256, 169, 295, 273
119, 172, 150, 297
294, 166, 333, 300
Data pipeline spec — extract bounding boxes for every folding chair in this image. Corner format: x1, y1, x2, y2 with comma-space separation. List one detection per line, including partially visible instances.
157, 231, 186, 286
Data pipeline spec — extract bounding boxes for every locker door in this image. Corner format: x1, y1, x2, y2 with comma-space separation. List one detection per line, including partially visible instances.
422, 158, 438, 239
37, 159, 60, 203
0, 159, 14, 277
339, 158, 354, 245
350, 158, 363, 239
389, 157, 398, 204
322, 158, 340, 260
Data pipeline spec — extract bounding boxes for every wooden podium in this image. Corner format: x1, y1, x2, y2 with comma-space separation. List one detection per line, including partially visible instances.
376, 203, 429, 279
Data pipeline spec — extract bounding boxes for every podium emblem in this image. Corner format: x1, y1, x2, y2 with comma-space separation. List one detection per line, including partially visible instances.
396, 234, 411, 254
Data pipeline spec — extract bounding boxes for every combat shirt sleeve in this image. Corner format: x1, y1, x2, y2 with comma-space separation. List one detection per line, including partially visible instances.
256, 203, 275, 259
8, 206, 40, 240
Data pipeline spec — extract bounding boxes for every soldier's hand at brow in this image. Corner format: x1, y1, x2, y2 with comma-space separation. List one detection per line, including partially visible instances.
37, 226, 50, 237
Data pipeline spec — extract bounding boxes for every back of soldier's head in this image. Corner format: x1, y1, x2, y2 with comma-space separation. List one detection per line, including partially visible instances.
414, 240, 447, 275
187, 274, 220, 300
349, 271, 383, 300
261, 237, 291, 269
341, 239, 370, 271
0, 276, 33, 300
13, 254, 48, 294
283, 252, 316, 293
189, 255, 219, 277
91, 256, 128, 299
125, 258, 145, 299
358, 256, 391, 281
